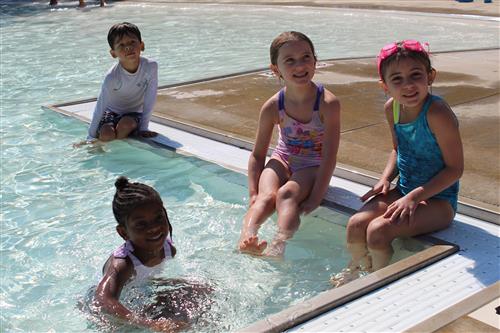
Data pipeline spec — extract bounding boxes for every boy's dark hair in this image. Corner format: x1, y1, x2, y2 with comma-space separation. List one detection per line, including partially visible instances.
112, 176, 172, 235
107, 22, 142, 49
270, 31, 317, 66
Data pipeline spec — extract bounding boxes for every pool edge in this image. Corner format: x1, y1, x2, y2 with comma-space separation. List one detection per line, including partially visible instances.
237, 240, 459, 333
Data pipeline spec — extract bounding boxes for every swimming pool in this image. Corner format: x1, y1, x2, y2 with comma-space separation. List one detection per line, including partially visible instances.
1, 1, 498, 331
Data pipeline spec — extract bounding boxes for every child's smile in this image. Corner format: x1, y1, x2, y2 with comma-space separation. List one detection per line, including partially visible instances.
383, 58, 432, 110
273, 40, 316, 86
119, 202, 170, 261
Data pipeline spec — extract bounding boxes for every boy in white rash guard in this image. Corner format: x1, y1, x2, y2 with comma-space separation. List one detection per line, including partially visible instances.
80, 22, 158, 145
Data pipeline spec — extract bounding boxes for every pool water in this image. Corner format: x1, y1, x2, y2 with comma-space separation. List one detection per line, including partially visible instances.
1, 1, 498, 332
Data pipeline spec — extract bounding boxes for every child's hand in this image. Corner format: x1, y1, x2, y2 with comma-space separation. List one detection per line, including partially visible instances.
383, 195, 419, 225
360, 179, 390, 202
72, 139, 98, 148
139, 130, 158, 138
148, 318, 188, 332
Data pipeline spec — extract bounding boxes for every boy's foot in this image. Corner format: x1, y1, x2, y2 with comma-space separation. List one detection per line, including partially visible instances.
239, 236, 267, 255
329, 267, 361, 288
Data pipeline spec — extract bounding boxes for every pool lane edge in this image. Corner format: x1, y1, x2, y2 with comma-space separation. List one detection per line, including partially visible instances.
238, 240, 459, 333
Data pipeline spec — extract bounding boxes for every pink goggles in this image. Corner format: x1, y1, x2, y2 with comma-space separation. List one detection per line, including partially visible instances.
377, 40, 429, 79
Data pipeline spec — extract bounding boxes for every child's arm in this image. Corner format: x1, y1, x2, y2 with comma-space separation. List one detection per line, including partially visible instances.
87, 83, 110, 141
361, 98, 399, 201
95, 257, 185, 332
384, 100, 463, 223
300, 91, 341, 214
247, 96, 279, 205
138, 60, 158, 138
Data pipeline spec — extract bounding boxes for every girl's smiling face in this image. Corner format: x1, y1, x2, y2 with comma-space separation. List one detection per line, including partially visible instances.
272, 40, 316, 86
117, 201, 169, 256
382, 57, 435, 109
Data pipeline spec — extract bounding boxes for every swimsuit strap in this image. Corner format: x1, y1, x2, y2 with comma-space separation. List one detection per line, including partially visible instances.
278, 83, 324, 112
393, 94, 434, 124
421, 94, 435, 117
393, 99, 400, 124
164, 235, 173, 258
313, 84, 324, 111
278, 88, 285, 111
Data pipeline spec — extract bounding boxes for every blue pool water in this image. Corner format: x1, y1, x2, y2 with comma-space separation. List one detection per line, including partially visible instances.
1, 1, 498, 331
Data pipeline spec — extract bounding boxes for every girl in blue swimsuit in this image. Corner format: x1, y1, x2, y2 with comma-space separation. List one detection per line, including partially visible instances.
335, 40, 463, 285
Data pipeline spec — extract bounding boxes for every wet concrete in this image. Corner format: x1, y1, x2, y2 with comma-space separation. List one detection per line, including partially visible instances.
152, 49, 499, 209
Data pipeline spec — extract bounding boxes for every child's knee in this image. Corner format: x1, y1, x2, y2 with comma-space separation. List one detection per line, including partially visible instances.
346, 213, 369, 240
276, 186, 302, 208
117, 116, 138, 132
255, 192, 276, 211
366, 220, 393, 249
99, 125, 116, 141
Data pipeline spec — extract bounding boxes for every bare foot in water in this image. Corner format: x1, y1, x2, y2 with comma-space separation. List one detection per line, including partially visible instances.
330, 267, 361, 288
239, 236, 267, 255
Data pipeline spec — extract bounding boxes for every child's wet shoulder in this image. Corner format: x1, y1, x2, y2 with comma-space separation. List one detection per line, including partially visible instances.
427, 98, 459, 128
103, 254, 134, 276
320, 88, 341, 113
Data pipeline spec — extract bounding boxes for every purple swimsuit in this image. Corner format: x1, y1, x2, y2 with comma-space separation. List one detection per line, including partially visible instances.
272, 84, 325, 173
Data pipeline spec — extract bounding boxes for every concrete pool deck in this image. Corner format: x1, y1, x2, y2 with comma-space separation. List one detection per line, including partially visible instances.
152, 48, 500, 211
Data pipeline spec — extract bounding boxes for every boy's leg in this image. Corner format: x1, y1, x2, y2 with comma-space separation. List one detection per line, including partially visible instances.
239, 159, 288, 254
98, 124, 116, 142
97, 111, 118, 142
264, 166, 317, 256
115, 116, 138, 139
366, 198, 454, 270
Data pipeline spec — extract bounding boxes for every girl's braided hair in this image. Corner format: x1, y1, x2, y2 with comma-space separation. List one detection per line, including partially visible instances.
112, 176, 172, 235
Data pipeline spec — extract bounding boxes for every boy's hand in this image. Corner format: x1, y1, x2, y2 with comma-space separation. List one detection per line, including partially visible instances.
139, 130, 158, 138
72, 139, 98, 148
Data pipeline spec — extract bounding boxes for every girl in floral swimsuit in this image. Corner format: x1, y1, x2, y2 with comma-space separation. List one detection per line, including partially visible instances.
239, 31, 341, 257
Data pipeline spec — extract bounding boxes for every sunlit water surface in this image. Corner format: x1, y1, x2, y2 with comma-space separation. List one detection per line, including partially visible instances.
1, 1, 498, 331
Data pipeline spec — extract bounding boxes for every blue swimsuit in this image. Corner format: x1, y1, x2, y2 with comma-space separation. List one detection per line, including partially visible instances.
394, 94, 459, 212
